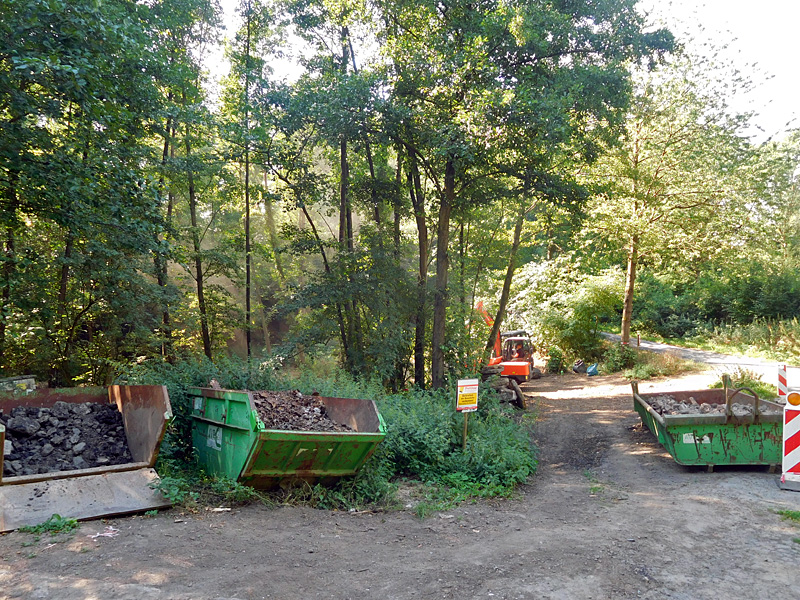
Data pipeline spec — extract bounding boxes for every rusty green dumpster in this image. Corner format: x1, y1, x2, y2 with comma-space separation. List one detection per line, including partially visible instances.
631, 382, 783, 471
189, 387, 386, 489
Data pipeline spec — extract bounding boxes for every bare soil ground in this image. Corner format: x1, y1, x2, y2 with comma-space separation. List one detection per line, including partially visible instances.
2, 370, 800, 600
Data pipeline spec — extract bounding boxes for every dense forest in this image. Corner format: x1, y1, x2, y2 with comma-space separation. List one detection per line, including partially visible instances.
2, 0, 799, 390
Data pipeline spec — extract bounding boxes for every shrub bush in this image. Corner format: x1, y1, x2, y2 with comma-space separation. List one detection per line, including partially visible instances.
602, 343, 636, 372
507, 256, 622, 361
546, 347, 564, 373
118, 357, 537, 510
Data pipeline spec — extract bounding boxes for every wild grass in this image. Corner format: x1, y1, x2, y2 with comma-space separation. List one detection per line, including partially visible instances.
680, 318, 800, 363
599, 342, 702, 380
708, 367, 778, 400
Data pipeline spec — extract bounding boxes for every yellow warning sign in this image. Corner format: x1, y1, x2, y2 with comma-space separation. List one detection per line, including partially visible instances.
456, 379, 479, 412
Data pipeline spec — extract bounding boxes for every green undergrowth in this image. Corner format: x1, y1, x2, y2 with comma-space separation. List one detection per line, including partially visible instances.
149, 468, 270, 508
121, 356, 537, 514
709, 367, 778, 401
598, 342, 701, 380
776, 509, 800, 523
18, 513, 78, 538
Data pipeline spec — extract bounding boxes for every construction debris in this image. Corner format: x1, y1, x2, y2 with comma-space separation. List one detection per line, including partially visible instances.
645, 394, 781, 417
251, 390, 354, 432
1, 401, 132, 477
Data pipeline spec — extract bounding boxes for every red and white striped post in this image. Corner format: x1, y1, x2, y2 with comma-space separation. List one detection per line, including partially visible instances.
779, 365, 789, 400
780, 391, 800, 491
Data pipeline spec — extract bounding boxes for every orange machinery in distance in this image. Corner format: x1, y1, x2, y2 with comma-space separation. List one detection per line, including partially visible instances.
475, 302, 535, 382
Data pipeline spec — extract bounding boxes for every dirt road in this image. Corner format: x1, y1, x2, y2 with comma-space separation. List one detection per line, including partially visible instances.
2, 371, 800, 599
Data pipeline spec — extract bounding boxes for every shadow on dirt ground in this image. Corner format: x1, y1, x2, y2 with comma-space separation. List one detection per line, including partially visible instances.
2, 370, 800, 600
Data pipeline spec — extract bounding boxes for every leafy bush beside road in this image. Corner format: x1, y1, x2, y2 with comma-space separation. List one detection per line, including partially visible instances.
121, 357, 537, 511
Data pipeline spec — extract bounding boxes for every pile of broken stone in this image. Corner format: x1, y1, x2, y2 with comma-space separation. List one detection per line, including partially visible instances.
645, 394, 781, 417
1, 401, 132, 477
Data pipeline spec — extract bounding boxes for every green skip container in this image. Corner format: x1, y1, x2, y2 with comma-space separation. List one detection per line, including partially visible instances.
631, 382, 783, 471
189, 387, 386, 489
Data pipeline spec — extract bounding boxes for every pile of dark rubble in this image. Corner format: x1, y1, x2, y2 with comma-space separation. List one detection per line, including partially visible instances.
645, 394, 781, 417
252, 390, 354, 432
479, 365, 540, 408
1, 401, 132, 477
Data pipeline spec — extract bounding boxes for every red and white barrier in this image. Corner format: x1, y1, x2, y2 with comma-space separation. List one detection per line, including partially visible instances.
780, 392, 800, 491
779, 365, 789, 399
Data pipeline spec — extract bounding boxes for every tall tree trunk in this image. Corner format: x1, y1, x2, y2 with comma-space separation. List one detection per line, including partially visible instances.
299, 200, 350, 364
155, 120, 173, 359
338, 27, 351, 248
244, 1, 252, 359
52, 229, 75, 386
393, 146, 403, 256
431, 158, 454, 389
408, 151, 428, 387
620, 234, 639, 345
458, 220, 466, 308
366, 143, 380, 226
186, 128, 212, 359
0, 226, 14, 373
337, 26, 362, 370
486, 208, 525, 355
339, 135, 349, 245
245, 154, 252, 358
58, 232, 74, 316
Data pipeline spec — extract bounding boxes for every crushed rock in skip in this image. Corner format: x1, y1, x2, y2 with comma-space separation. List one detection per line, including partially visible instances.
645, 394, 781, 417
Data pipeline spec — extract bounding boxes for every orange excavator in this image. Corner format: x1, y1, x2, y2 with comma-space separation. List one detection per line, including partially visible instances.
476, 302, 535, 382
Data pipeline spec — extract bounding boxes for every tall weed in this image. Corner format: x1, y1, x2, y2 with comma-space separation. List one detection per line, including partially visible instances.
692, 318, 800, 361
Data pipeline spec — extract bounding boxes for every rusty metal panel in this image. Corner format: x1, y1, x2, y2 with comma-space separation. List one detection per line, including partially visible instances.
0, 388, 108, 410
322, 396, 382, 433
108, 385, 173, 466
0, 468, 170, 532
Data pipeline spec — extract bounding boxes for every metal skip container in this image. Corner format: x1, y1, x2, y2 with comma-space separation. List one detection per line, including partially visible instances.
631, 381, 783, 471
189, 387, 386, 489
0, 385, 173, 532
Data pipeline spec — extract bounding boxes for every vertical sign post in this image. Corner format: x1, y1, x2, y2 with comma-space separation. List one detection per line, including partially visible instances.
456, 379, 479, 450
778, 365, 789, 400
781, 391, 800, 491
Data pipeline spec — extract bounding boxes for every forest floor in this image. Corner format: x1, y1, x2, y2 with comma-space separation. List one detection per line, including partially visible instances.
3, 369, 800, 599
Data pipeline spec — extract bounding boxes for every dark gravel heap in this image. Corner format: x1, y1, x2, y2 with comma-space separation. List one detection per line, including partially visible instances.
1, 401, 133, 477
646, 394, 781, 417
252, 390, 354, 432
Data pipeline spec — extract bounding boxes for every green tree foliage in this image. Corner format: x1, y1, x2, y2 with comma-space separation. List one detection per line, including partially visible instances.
379, 0, 672, 386
0, 0, 169, 382
583, 50, 756, 345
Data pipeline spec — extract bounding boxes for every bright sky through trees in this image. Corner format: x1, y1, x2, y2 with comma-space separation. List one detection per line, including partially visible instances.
639, 0, 799, 141
215, 0, 799, 142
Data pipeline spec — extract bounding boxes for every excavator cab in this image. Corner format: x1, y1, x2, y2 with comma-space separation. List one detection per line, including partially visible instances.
502, 335, 533, 362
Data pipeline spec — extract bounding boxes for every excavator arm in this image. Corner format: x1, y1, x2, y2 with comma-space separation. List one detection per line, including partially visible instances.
475, 301, 502, 359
